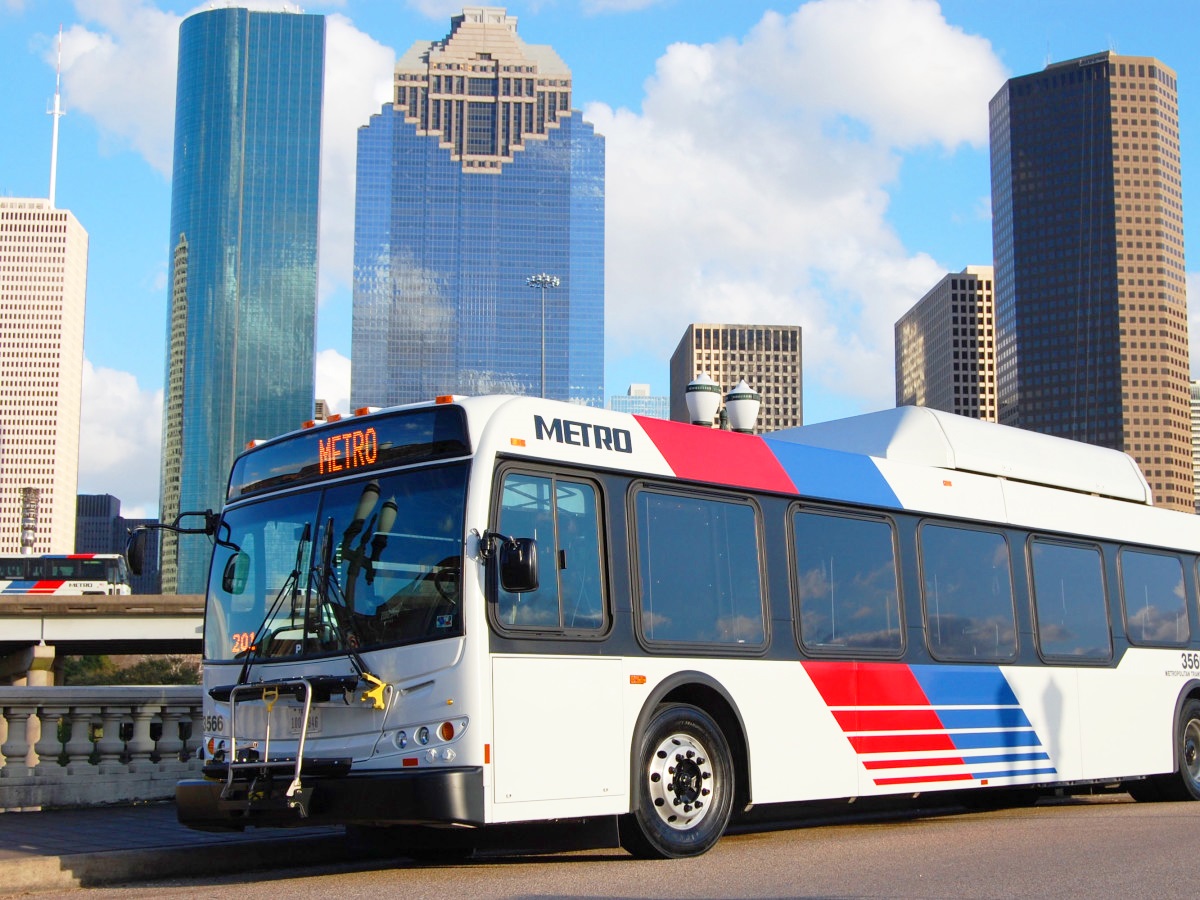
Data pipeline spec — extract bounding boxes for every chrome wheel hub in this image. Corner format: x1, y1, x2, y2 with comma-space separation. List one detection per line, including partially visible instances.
645, 732, 716, 831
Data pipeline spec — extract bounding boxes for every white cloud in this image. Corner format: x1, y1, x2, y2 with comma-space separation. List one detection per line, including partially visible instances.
53, 3, 393, 304
77, 360, 163, 516
318, 14, 395, 305
405, 0, 469, 19
592, 0, 1007, 415
316, 348, 352, 415
55, 1, 182, 175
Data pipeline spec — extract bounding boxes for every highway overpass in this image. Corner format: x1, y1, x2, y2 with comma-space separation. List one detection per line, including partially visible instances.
0, 594, 204, 685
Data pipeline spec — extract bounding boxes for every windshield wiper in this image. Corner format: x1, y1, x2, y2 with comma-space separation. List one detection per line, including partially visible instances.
234, 521, 311, 685
308, 515, 386, 709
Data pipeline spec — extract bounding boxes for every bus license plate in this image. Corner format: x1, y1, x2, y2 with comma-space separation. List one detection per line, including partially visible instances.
288, 707, 321, 735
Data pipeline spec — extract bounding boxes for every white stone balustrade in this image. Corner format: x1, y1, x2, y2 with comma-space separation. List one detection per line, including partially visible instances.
0, 686, 204, 810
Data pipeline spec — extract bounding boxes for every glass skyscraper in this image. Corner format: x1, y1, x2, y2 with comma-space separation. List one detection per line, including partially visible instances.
161, 8, 325, 592
990, 52, 1191, 511
351, 7, 604, 410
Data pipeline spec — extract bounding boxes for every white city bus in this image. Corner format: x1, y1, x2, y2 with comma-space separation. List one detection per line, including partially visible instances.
0, 553, 132, 596
161, 395, 1200, 858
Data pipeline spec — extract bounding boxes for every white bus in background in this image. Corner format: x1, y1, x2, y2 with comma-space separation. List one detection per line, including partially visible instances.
0, 553, 132, 596
137, 395, 1200, 859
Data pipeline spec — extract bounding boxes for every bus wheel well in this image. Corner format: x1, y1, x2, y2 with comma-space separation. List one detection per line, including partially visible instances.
657, 681, 751, 814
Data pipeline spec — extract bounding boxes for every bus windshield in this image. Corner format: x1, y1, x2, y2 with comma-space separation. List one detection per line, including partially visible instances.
204, 462, 468, 662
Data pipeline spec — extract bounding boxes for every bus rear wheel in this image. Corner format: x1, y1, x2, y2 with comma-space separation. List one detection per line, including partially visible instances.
1130, 698, 1200, 803
619, 703, 734, 859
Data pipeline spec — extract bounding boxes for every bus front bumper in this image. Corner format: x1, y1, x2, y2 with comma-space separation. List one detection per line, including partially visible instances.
175, 766, 485, 831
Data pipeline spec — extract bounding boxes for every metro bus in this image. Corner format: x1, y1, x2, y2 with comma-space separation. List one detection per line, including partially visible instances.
155, 395, 1200, 858
0, 553, 132, 596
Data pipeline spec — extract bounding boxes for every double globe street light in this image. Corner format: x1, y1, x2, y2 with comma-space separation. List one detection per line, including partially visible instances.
526, 273, 560, 398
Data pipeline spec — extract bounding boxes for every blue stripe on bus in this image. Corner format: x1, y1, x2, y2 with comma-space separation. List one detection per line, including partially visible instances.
911, 665, 1020, 707
938, 708, 1034, 730
1, 581, 38, 593
762, 439, 902, 508
961, 752, 1051, 765
948, 729, 1039, 750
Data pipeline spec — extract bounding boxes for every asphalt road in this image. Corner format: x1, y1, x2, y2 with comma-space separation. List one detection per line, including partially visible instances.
8, 794, 1188, 899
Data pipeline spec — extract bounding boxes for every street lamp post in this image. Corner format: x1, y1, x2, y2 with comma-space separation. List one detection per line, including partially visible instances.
526, 273, 560, 398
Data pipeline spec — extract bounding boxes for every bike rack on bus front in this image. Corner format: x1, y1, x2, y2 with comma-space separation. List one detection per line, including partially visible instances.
208, 675, 358, 817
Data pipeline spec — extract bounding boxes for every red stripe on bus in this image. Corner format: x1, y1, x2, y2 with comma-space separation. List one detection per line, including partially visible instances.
802, 661, 932, 708
28, 581, 67, 594
848, 733, 958, 754
634, 416, 797, 495
832, 708, 945, 732
861, 755, 967, 770
872, 772, 975, 786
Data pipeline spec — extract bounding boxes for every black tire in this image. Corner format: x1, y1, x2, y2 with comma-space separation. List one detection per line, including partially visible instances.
1129, 698, 1200, 803
619, 703, 735, 859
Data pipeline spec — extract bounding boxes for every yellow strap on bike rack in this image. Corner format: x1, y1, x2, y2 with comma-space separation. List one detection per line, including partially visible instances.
262, 685, 280, 713
360, 673, 386, 710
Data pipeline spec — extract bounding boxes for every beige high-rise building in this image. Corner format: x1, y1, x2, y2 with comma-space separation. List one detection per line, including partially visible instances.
669, 324, 802, 433
991, 53, 1191, 511
0, 198, 88, 553
1191, 379, 1200, 513
895, 266, 997, 421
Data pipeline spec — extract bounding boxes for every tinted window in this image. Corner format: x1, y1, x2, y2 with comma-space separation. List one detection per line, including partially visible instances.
793, 510, 902, 653
1122, 549, 1188, 647
1031, 540, 1112, 660
495, 472, 605, 632
920, 524, 1017, 661
635, 489, 765, 647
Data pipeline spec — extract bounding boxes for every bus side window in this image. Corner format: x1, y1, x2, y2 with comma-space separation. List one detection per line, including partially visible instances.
920, 523, 1017, 662
793, 509, 903, 654
495, 472, 605, 632
1031, 539, 1112, 659
634, 488, 765, 649
1120, 548, 1187, 648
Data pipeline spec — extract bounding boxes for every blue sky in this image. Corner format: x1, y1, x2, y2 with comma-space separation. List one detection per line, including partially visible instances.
0, 0, 1196, 516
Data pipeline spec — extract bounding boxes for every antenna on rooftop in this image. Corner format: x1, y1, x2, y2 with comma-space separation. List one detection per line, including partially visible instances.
48, 24, 65, 208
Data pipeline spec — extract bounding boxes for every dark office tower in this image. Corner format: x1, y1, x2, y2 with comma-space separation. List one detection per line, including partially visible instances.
351, 7, 604, 409
990, 52, 1190, 511
160, 8, 325, 592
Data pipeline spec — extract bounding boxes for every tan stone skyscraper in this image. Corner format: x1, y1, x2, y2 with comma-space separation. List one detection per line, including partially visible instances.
895, 266, 996, 420
0, 198, 88, 552
991, 53, 1190, 510
669, 324, 802, 432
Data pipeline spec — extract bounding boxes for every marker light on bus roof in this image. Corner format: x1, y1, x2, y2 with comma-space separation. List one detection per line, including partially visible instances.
354, 406, 380, 416
435, 395, 454, 404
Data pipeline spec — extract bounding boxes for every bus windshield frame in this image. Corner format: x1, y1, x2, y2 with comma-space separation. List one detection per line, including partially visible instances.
205, 460, 470, 663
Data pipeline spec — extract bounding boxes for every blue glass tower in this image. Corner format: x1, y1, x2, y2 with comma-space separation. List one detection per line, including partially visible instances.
161, 8, 325, 593
351, 8, 604, 410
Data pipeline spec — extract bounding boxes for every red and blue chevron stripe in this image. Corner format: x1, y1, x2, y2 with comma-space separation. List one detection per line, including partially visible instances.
0, 580, 67, 595
804, 661, 1057, 787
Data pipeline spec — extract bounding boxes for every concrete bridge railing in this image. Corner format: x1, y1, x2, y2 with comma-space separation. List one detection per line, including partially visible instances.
0, 686, 204, 811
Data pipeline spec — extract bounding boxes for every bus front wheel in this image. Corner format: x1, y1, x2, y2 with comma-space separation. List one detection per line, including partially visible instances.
619, 703, 734, 859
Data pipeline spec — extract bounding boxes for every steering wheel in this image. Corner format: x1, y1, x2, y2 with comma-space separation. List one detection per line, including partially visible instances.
432, 556, 460, 604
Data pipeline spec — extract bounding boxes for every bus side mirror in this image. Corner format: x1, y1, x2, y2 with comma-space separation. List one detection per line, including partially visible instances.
222, 551, 250, 595
499, 538, 538, 593
126, 528, 147, 576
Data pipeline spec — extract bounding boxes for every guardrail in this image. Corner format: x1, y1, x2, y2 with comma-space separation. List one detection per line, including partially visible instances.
0, 686, 204, 811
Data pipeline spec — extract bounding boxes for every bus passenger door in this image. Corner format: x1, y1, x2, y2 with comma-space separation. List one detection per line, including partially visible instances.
487, 470, 624, 814
491, 656, 625, 808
